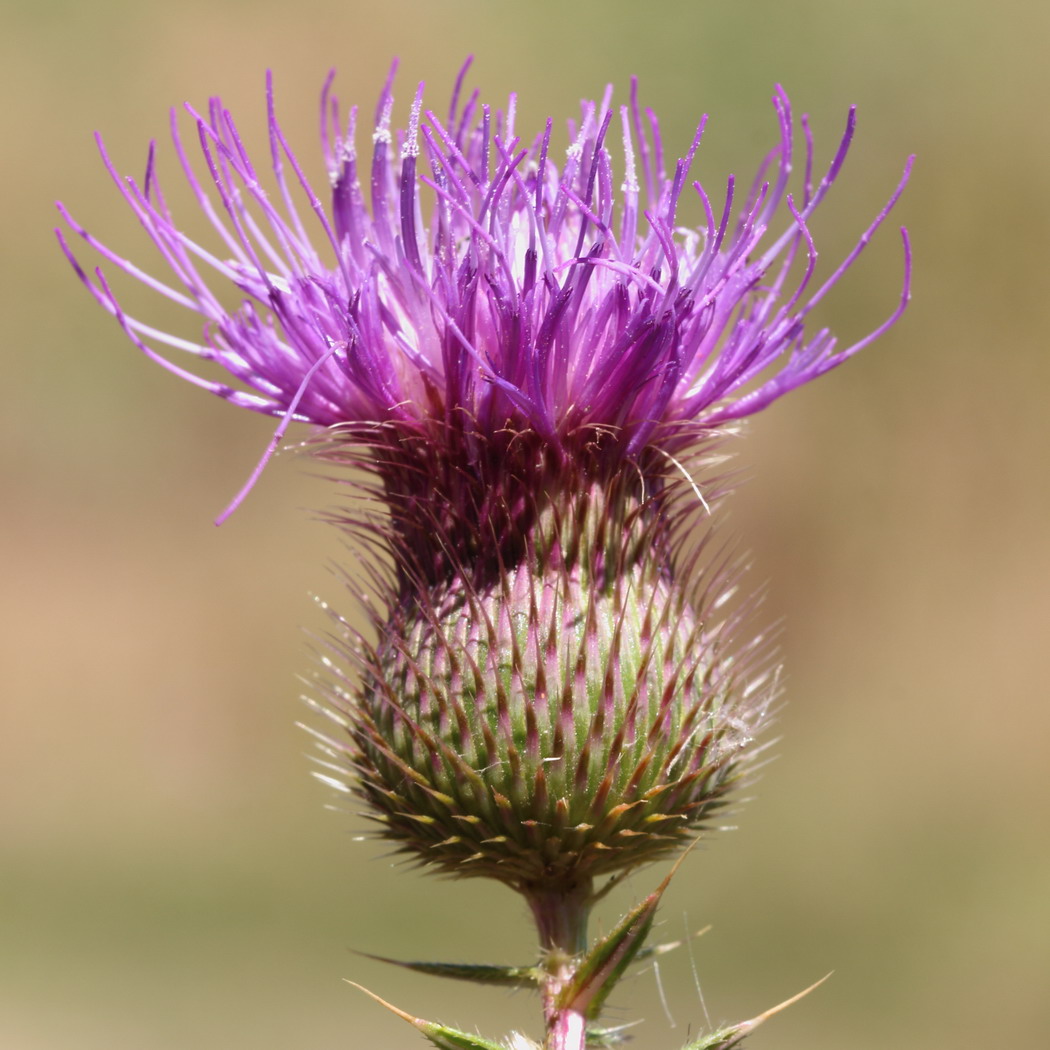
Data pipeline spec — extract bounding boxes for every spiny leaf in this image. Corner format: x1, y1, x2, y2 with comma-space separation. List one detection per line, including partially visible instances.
345, 981, 506, 1050
357, 950, 541, 988
559, 843, 698, 1019
679, 974, 832, 1050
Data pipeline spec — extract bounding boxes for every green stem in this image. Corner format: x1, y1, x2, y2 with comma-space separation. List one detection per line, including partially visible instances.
523, 878, 594, 1050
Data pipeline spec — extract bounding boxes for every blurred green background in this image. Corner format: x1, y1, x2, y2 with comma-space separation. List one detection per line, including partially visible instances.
2, 0, 1047, 1047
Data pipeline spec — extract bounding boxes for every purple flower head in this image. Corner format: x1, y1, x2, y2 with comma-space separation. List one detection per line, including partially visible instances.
58, 62, 912, 891
57, 59, 911, 522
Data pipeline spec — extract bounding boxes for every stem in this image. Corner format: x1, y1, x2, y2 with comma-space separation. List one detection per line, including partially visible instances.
523, 878, 594, 1050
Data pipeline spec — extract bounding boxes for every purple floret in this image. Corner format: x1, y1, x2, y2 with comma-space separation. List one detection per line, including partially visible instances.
57, 59, 911, 517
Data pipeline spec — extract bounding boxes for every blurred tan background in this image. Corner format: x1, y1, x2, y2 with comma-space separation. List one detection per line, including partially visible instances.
2, 0, 1047, 1047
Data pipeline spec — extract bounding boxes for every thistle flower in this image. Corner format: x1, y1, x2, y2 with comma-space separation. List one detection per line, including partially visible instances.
57, 60, 911, 915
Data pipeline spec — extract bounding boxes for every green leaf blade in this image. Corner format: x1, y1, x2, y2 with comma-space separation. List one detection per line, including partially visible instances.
679, 975, 832, 1050
345, 980, 508, 1050
358, 950, 541, 989
559, 847, 696, 1019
